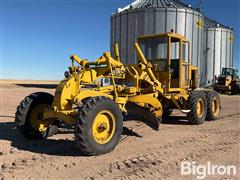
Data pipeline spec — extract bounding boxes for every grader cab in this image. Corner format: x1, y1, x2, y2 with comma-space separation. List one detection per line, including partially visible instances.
137, 33, 199, 92
15, 32, 220, 155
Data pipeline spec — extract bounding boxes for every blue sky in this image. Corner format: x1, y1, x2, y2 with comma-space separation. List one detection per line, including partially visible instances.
1, 0, 239, 80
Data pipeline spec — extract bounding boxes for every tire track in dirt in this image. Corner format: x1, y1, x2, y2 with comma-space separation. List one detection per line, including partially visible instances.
97, 142, 238, 179
93, 124, 240, 179
1, 87, 239, 179
0, 153, 50, 179
0, 173, 4, 180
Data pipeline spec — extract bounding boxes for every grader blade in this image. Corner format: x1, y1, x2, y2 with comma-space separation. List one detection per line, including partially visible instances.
125, 102, 160, 131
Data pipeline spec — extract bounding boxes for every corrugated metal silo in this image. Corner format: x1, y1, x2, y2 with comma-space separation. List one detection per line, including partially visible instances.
203, 17, 234, 85
110, 0, 205, 84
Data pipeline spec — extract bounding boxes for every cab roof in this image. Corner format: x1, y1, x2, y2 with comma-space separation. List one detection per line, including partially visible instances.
223, 67, 237, 70
137, 32, 189, 42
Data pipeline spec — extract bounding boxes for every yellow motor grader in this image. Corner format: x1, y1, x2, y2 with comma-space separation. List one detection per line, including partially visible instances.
15, 32, 220, 155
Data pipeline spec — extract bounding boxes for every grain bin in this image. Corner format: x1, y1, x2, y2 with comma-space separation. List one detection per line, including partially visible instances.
110, 0, 205, 84
203, 16, 234, 85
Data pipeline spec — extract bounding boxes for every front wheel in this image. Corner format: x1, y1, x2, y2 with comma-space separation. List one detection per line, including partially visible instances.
15, 92, 58, 139
74, 96, 123, 156
187, 91, 207, 125
231, 83, 240, 95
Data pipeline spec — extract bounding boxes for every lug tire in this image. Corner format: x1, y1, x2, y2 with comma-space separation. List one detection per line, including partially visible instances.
205, 90, 221, 120
162, 108, 172, 123
15, 92, 58, 139
231, 84, 240, 95
187, 91, 207, 125
74, 96, 123, 156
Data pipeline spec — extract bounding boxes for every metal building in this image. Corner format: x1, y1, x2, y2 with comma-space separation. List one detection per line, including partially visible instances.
110, 0, 205, 84
203, 16, 234, 85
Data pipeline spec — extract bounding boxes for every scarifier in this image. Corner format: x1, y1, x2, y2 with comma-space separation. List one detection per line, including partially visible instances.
15, 32, 221, 155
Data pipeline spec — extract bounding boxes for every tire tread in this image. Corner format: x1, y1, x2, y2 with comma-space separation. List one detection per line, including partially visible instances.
74, 96, 123, 156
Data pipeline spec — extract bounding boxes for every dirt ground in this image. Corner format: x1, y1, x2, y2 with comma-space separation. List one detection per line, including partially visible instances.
0, 80, 239, 180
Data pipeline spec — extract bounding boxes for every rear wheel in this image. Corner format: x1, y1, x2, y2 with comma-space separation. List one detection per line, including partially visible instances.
162, 107, 172, 123
74, 96, 123, 156
231, 83, 240, 95
15, 92, 58, 139
187, 91, 207, 125
205, 90, 220, 120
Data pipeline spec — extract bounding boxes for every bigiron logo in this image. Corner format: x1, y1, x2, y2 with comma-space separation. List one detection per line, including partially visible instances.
181, 161, 237, 179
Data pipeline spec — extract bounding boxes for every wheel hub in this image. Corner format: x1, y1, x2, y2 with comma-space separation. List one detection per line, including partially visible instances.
212, 97, 220, 116
92, 110, 116, 144
30, 104, 51, 132
197, 99, 204, 118
99, 122, 107, 131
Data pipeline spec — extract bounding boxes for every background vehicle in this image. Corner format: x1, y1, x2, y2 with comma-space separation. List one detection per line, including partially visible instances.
214, 67, 240, 95
15, 32, 220, 156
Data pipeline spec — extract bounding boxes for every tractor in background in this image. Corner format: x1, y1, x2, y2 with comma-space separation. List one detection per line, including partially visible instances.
214, 67, 240, 95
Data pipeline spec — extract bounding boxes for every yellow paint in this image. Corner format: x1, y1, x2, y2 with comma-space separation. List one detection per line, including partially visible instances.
196, 20, 203, 29
29, 104, 51, 132
197, 99, 204, 118
212, 97, 220, 116
114, 43, 120, 62
92, 110, 116, 144
128, 93, 163, 117
39, 32, 204, 125
229, 35, 234, 42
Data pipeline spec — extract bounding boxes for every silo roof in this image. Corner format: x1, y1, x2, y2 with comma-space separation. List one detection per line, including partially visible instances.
117, 0, 194, 13
204, 16, 232, 30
